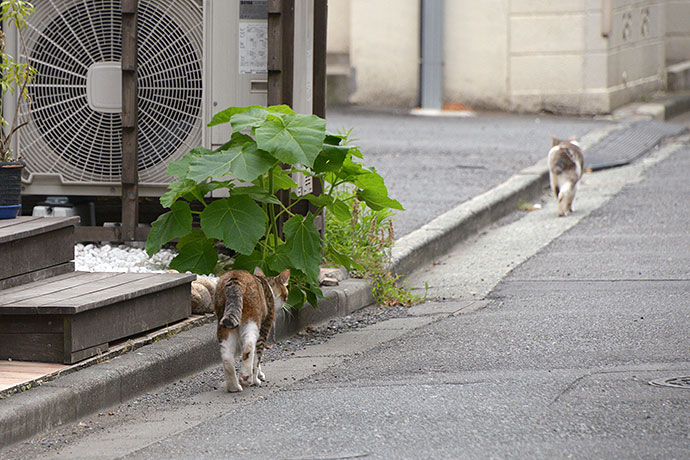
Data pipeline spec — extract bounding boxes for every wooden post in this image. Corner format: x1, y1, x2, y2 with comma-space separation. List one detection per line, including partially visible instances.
268, 0, 295, 235
311, 0, 328, 238
121, 0, 139, 241
267, 0, 294, 106
312, 0, 327, 119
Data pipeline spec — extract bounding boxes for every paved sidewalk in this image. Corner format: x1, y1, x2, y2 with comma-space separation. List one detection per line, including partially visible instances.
1, 102, 687, 448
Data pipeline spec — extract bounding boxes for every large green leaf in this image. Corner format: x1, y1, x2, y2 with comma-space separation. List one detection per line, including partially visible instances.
354, 171, 404, 211
282, 214, 322, 284
286, 285, 306, 310
146, 201, 193, 256
231, 185, 282, 205
208, 105, 264, 127
233, 249, 266, 273
200, 196, 266, 255
167, 147, 212, 179
160, 180, 229, 208
255, 113, 326, 168
356, 188, 403, 211
160, 180, 195, 209
187, 141, 275, 183
230, 107, 269, 132
267, 104, 294, 115
329, 199, 352, 222
272, 167, 299, 190
169, 231, 219, 274
312, 143, 349, 173
293, 193, 334, 209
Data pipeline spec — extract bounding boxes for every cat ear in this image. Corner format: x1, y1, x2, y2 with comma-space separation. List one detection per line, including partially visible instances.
278, 269, 290, 285
552, 137, 560, 147
253, 266, 265, 277
569, 135, 577, 141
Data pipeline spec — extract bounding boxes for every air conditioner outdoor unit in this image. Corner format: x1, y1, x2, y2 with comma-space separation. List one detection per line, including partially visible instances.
5, 0, 315, 198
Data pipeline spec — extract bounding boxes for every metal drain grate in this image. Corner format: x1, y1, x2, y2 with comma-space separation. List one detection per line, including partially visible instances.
584, 121, 688, 171
649, 376, 690, 389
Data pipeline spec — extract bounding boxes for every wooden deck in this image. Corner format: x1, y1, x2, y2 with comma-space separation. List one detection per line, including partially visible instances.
0, 271, 195, 363
0, 313, 214, 396
0, 216, 78, 290
0, 360, 68, 392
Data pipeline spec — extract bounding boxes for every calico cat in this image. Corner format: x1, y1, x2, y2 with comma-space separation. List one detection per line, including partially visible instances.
548, 137, 584, 217
214, 267, 290, 392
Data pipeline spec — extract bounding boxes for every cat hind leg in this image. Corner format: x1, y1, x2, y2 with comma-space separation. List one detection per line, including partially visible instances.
239, 322, 260, 386
557, 182, 575, 216
219, 330, 242, 392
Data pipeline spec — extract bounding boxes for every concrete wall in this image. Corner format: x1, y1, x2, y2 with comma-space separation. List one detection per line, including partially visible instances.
665, 0, 690, 64
444, 0, 510, 110
348, 0, 420, 107
508, 0, 665, 114
327, 0, 350, 55
327, 0, 673, 114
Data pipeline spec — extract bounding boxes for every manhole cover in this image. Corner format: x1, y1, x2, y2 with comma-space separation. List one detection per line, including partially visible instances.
649, 376, 690, 389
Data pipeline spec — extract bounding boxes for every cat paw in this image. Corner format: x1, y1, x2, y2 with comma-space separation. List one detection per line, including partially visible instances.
226, 381, 243, 393
239, 374, 252, 387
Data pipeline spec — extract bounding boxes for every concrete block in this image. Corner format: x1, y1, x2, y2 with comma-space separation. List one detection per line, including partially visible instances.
511, 55, 584, 91
510, 0, 586, 13
510, 15, 585, 54
667, 60, 690, 91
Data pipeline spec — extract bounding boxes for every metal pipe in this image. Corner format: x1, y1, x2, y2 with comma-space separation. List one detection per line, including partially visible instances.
420, 0, 444, 109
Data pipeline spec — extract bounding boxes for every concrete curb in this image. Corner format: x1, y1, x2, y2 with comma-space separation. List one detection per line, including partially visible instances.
0, 278, 374, 448
613, 91, 690, 121
389, 120, 627, 277
0, 123, 627, 449
390, 160, 549, 277
659, 92, 690, 120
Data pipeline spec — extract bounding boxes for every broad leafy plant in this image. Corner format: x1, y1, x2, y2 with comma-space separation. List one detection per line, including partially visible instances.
146, 105, 402, 309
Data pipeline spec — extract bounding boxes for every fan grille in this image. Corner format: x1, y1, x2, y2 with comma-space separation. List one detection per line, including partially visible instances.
18, 0, 203, 185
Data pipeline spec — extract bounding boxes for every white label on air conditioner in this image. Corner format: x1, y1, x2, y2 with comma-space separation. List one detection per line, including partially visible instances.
238, 22, 267, 75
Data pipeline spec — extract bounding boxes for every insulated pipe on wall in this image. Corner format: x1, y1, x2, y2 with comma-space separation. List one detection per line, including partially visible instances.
420, 0, 444, 109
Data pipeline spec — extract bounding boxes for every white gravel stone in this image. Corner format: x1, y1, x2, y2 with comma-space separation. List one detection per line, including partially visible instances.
73, 243, 224, 283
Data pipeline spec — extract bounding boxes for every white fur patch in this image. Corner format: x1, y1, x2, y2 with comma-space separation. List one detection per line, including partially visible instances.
548, 145, 560, 161
219, 330, 239, 362
240, 321, 260, 348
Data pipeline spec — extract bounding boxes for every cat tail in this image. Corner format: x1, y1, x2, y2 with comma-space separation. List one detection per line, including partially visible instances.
220, 279, 243, 329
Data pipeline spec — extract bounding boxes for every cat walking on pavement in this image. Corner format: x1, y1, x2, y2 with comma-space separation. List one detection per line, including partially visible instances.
214, 267, 290, 392
548, 137, 584, 217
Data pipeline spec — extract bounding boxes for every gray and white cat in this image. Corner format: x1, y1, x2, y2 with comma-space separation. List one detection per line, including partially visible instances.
548, 137, 584, 217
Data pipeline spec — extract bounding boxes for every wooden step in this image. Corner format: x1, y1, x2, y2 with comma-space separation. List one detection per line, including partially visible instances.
0, 271, 196, 364
0, 216, 79, 289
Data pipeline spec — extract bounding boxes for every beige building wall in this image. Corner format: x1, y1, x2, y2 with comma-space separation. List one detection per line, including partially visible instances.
327, 0, 673, 114
508, 0, 665, 114
444, 0, 510, 110
327, 0, 351, 55
348, 0, 420, 107
665, 0, 690, 64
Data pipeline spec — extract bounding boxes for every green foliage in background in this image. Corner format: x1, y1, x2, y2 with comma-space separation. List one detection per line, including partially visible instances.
0, 0, 37, 161
325, 193, 424, 306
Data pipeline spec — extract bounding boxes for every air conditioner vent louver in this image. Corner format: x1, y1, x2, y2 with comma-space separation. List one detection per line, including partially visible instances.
19, 0, 203, 185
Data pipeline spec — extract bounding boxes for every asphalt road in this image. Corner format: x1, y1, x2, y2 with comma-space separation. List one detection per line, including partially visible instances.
326, 107, 610, 237
4, 116, 688, 459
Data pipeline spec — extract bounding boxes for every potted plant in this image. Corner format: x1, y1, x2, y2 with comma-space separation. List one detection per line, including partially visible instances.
0, 0, 36, 219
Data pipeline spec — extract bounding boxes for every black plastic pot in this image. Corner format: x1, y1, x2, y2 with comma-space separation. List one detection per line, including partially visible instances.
0, 161, 24, 208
